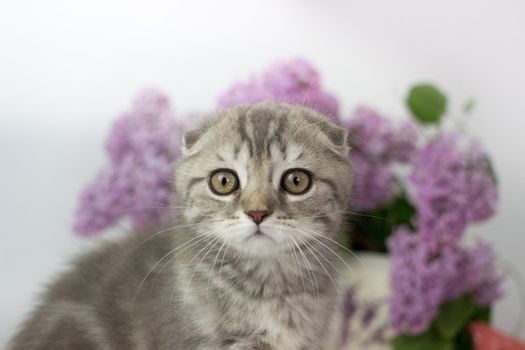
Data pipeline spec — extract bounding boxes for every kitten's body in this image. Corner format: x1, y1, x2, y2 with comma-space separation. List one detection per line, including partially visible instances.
9, 103, 353, 350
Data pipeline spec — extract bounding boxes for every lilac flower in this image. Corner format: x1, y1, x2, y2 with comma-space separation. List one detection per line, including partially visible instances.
73, 90, 184, 236
409, 133, 498, 248
388, 228, 503, 335
464, 143, 499, 222
350, 152, 396, 211
342, 107, 418, 210
386, 121, 419, 163
218, 58, 340, 123
388, 228, 449, 334
444, 241, 503, 305
344, 107, 418, 162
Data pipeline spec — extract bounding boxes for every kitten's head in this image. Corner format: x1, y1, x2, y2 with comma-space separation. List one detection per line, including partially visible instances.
175, 102, 353, 257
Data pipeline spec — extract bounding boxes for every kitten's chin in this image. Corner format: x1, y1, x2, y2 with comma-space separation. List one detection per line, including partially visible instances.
230, 229, 288, 257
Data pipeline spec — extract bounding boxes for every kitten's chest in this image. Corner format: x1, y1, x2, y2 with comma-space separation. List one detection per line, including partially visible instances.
238, 296, 318, 350
182, 258, 333, 349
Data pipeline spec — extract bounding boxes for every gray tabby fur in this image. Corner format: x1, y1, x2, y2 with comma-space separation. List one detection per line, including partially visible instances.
8, 102, 353, 350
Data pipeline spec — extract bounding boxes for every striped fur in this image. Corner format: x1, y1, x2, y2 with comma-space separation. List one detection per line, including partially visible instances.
8, 102, 353, 350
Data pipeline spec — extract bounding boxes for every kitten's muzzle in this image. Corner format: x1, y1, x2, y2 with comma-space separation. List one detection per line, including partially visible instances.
245, 210, 272, 225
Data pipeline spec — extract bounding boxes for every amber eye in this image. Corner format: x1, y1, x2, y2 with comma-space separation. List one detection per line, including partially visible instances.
209, 169, 239, 195
281, 169, 312, 195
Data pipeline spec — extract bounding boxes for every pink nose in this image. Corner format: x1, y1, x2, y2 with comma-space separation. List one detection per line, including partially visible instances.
245, 210, 272, 225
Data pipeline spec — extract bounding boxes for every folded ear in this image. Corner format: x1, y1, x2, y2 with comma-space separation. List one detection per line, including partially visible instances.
328, 126, 350, 155
325, 124, 349, 147
182, 129, 202, 150
299, 108, 350, 155
181, 120, 213, 154
317, 120, 351, 155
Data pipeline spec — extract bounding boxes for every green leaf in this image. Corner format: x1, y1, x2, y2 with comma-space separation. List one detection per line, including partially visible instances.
389, 196, 416, 229
454, 326, 475, 350
349, 195, 416, 253
407, 83, 447, 124
471, 305, 491, 322
451, 306, 490, 350
434, 295, 477, 340
392, 330, 451, 350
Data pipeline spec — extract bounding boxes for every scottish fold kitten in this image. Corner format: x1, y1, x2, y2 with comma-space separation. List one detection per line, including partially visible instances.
8, 102, 353, 350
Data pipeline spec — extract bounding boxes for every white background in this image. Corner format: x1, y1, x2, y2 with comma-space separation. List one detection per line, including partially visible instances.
1, 0, 525, 345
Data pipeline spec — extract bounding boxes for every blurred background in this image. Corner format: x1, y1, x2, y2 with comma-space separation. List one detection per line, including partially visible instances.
1, 0, 524, 346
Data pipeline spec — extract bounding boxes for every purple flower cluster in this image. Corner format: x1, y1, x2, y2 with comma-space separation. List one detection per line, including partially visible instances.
444, 241, 503, 305
388, 133, 500, 335
389, 228, 502, 335
409, 133, 498, 249
73, 90, 184, 236
342, 107, 418, 210
217, 58, 340, 123
389, 228, 446, 334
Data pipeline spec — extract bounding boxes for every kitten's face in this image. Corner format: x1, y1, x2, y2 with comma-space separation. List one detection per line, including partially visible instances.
175, 103, 353, 257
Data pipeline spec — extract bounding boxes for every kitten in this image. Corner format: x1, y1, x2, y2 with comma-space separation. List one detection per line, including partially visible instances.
8, 102, 353, 350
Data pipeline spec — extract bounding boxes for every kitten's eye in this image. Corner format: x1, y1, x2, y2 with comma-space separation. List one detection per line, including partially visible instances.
281, 169, 312, 195
209, 169, 239, 195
